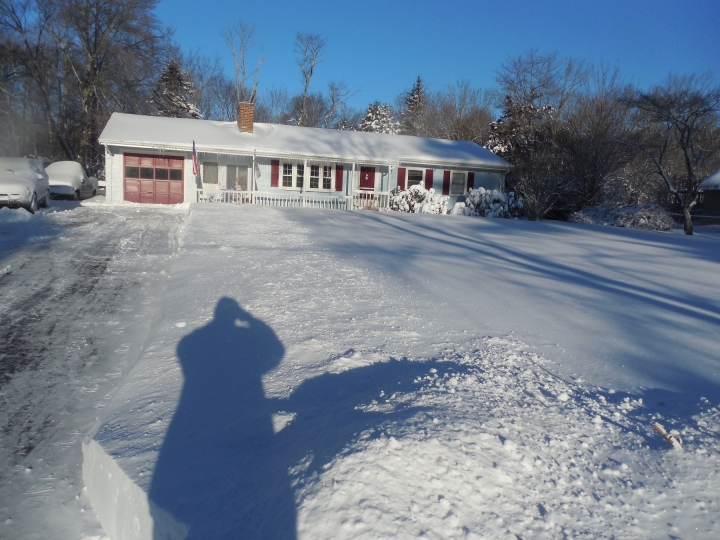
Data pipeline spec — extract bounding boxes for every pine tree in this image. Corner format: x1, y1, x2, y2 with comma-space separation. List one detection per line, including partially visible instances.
401, 76, 428, 136
334, 117, 357, 131
149, 59, 203, 119
359, 101, 399, 134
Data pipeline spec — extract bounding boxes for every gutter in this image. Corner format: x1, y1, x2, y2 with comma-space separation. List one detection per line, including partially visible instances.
99, 141, 511, 171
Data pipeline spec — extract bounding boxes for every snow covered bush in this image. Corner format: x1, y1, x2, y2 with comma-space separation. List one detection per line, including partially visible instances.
450, 187, 523, 218
389, 185, 448, 214
568, 203, 674, 231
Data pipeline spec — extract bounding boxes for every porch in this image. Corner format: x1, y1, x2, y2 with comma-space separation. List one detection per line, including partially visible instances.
196, 189, 391, 211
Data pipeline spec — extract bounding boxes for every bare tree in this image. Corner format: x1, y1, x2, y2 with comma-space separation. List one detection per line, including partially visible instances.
496, 49, 588, 114
255, 86, 291, 124
433, 80, 494, 143
623, 73, 720, 234
51, 0, 169, 172
294, 32, 325, 127
0, 0, 75, 159
563, 65, 635, 209
221, 20, 263, 106
322, 81, 355, 128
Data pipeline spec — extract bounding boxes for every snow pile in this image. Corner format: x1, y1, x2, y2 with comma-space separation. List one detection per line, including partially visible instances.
0, 206, 34, 223
569, 203, 674, 231
297, 337, 720, 538
450, 187, 523, 218
389, 185, 449, 214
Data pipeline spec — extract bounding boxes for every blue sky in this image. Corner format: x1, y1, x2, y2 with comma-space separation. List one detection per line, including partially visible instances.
155, 0, 720, 111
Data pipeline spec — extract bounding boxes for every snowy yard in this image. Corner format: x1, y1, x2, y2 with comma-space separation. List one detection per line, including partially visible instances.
1, 201, 719, 539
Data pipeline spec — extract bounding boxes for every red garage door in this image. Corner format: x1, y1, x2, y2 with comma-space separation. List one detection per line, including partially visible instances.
124, 154, 184, 204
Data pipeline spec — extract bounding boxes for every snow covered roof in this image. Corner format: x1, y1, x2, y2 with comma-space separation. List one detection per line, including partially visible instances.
699, 168, 720, 191
99, 113, 510, 170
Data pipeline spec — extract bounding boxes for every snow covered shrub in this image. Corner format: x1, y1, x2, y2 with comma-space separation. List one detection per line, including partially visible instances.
450, 187, 523, 218
389, 185, 449, 214
568, 203, 674, 231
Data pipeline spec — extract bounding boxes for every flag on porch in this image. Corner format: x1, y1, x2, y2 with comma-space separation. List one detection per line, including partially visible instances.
192, 140, 199, 176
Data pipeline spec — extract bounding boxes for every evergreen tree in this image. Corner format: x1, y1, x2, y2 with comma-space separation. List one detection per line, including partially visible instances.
359, 101, 399, 134
150, 59, 203, 119
402, 76, 428, 136
334, 117, 357, 131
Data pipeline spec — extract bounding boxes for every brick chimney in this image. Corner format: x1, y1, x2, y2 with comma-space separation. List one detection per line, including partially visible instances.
237, 102, 255, 133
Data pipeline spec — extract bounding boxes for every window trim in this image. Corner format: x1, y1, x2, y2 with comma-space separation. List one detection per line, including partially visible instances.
278, 161, 336, 191
202, 161, 219, 185
450, 170, 467, 195
407, 168, 424, 188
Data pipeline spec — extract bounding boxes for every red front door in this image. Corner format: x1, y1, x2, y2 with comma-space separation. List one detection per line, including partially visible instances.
359, 166, 375, 190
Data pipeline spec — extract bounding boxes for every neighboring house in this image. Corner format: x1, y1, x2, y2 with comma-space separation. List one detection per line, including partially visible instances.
699, 169, 720, 216
98, 103, 511, 209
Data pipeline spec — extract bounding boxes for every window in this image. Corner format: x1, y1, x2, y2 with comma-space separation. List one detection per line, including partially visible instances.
278, 162, 334, 190
450, 172, 466, 195
203, 162, 218, 184
407, 169, 423, 188
310, 165, 320, 189
282, 164, 293, 187
124, 154, 183, 183
296, 164, 304, 188
227, 165, 248, 191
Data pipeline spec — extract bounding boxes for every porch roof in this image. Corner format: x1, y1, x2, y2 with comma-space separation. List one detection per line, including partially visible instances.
99, 113, 510, 170
699, 169, 720, 191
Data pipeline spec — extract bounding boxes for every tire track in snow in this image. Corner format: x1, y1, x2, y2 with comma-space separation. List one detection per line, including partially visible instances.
0, 203, 186, 538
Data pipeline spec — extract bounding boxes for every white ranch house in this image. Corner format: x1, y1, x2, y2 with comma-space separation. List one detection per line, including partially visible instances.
99, 103, 511, 210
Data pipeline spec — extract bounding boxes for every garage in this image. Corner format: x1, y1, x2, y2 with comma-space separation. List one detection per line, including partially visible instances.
124, 154, 184, 204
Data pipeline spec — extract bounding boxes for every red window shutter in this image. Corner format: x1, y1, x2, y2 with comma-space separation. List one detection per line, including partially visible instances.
271, 160, 279, 187
397, 167, 406, 191
467, 172, 475, 190
335, 165, 344, 191
425, 169, 433, 190
442, 170, 450, 195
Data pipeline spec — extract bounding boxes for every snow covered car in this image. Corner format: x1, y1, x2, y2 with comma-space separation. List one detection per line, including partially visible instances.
0, 157, 50, 213
46, 161, 98, 200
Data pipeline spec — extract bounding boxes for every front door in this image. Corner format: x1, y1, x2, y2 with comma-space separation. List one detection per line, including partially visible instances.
359, 166, 375, 190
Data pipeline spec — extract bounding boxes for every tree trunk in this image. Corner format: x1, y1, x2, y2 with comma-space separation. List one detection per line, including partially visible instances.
682, 203, 694, 235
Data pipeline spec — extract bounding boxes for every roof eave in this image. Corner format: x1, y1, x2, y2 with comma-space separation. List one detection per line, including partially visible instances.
99, 140, 511, 170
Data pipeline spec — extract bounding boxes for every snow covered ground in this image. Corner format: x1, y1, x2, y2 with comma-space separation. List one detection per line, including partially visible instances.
1, 201, 719, 539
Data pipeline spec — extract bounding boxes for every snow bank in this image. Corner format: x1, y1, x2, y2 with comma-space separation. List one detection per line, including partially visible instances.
569, 203, 674, 231
297, 338, 720, 538
82, 440, 187, 540
0, 206, 34, 222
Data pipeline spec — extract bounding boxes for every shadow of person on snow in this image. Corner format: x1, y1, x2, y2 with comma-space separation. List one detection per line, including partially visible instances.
149, 298, 294, 539
149, 297, 474, 539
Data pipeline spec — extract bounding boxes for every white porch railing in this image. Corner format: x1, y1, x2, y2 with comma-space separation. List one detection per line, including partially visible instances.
351, 191, 390, 210
196, 189, 390, 211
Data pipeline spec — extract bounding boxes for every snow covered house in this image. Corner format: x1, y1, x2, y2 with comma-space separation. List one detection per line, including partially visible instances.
98, 103, 510, 209
699, 168, 720, 216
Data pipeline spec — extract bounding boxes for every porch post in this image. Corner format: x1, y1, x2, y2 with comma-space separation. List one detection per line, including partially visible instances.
303, 158, 308, 207
251, 149, 256, 203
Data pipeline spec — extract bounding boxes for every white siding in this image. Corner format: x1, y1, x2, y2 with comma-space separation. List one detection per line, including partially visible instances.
105, 146, 124, 203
